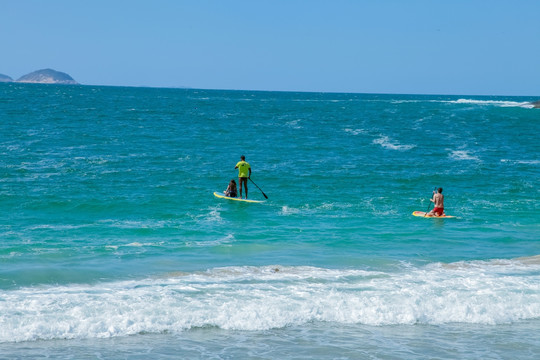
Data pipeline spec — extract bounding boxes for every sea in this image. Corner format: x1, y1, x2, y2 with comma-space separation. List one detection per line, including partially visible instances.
1, 83, 539, 359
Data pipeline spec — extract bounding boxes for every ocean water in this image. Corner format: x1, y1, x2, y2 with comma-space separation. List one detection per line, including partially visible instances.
0, 83, 539, 359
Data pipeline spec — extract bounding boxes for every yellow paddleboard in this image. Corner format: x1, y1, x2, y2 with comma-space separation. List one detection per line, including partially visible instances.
214, 192, 264, 203
412, 211, 456, 218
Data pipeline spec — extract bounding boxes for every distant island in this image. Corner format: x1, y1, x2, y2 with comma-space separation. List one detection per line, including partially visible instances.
531, 100, 540, 109
0, 69, 79, 85
0, 73, 13, 82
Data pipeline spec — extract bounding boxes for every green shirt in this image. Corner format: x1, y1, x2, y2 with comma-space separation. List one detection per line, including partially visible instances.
236, 161, 251, 178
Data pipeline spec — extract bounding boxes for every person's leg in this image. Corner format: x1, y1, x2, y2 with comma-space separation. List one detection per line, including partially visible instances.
244, 178, 248, 199
238, 178, 243, 198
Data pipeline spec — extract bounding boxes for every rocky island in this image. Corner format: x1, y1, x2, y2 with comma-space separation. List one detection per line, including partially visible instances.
16, 69, 79, 85
531, 100, 540, 108
0, 69, 78, 84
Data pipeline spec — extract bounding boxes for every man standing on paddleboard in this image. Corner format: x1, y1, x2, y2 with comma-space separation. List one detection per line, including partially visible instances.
235, 155, 251, 199
428, 187, 444, 216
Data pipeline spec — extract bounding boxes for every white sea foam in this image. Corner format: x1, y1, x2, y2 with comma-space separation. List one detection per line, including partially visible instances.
73, 156, 110, 165
28, 224, 93, 231
185, 234, 235, 247
1, 261, 539, 343
186, 207, 224, 225
451, 99, 535, 108
373, 136, 415, 151
285, 120, 302, 129
385, 98, 536, 109
280, 205, 302, 215
361, 198, 399, 216
344, 128, 366, 136
98, 219, 173, 229
501, 159, 540, 165
449, 150, 480, 161
105, 241, 164, 250
177, 155, 191, 162
279, 203, 351, 217
203, 208, 223, 223
6, 145, 22, 152
125, 242, 146, 247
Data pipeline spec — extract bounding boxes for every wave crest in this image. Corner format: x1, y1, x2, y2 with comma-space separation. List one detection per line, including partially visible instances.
2, 261, 540, 343
373, 136, 415, 151
452, 99, 534, 108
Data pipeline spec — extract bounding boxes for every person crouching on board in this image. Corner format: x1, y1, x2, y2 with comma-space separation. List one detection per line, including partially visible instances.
428, 187, 445, 216
224, 179, 238, 198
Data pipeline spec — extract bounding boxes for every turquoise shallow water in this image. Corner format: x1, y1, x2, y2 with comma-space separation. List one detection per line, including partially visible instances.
1, 83, 539, 358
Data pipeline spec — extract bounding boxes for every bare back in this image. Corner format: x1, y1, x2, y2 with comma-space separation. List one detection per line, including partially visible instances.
433, 193, 444, 208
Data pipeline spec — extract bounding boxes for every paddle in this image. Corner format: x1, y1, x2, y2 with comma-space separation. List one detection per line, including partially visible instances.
424, 187, 436, 217
249, 178, 268, 199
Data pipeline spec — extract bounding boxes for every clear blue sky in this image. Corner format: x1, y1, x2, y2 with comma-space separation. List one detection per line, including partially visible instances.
2, 0, 539, 95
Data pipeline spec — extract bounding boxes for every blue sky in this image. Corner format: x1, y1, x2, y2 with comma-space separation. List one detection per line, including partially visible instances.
2, 1, 539, 95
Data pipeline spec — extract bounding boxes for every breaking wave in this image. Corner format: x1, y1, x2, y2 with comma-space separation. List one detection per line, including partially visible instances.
2, 260, 539, 343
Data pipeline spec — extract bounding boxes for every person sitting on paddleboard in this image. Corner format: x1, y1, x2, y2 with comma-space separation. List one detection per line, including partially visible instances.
235, 155, 251, 199
224, 179, 238, 198
428, 187, 444, 216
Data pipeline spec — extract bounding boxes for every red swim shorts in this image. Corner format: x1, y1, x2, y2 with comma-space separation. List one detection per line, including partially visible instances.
433, 207, 444, 216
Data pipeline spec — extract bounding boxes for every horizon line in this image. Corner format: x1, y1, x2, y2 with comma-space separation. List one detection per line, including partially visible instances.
1, 81, 539, 99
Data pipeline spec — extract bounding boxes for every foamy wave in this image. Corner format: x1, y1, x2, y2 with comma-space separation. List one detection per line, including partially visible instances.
451, 99, 534, 109
279, 203, 351, 217
285, 120, 302, 129
344, 128, 366, 136
185, 234, 235, 248
280, 205, 301, 215
105, 241, 164, 250
373, 136, 415, 151
449, 150, 480, 161
98, 219, 174, 229
1, 262, 540, 343
189, 207, 223, 224
28, 224, 93, 231
501, 159, 540, 165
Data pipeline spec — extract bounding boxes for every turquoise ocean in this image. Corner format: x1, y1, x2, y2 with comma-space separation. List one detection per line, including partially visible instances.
1, 83, 539, 359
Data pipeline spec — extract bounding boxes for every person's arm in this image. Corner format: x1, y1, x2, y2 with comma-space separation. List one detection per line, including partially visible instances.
248, 168, 252, 178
